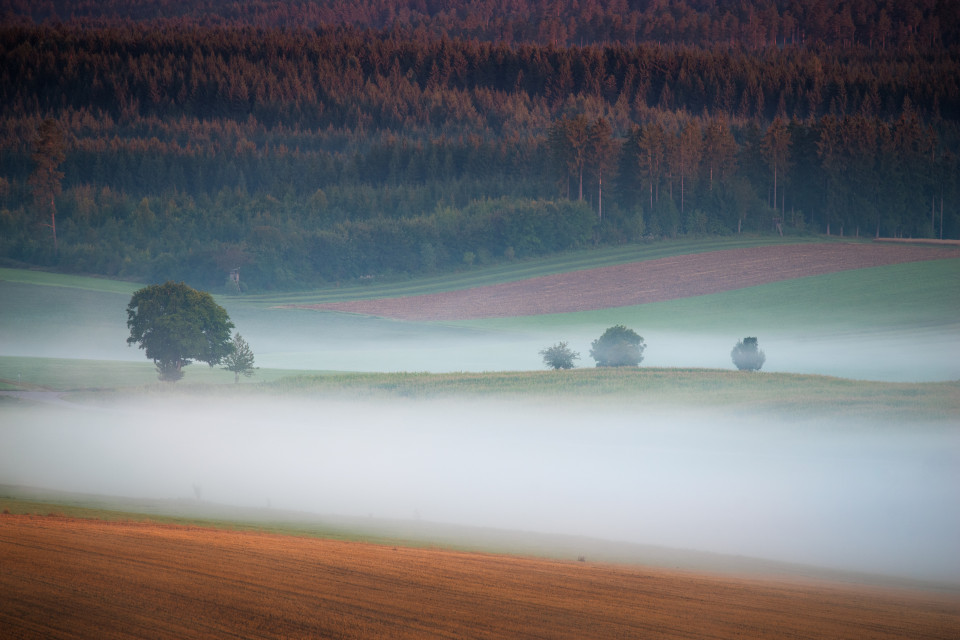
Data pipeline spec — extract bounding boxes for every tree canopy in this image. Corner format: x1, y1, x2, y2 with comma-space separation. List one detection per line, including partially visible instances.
590, 325, 645, 367
731, 336, 766, 371
0, 4, 957, 291
221, 333, 257, 382
126, 281, 235, 381
539, 341, 580, 370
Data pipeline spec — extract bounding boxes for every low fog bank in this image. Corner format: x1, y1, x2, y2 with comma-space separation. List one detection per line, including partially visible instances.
2, 396, 957, 583
4, 280, 957, 381
246, 325, 960, 382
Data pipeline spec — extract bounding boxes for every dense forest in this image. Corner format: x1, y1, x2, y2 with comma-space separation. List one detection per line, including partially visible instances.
1, 0, 958, 291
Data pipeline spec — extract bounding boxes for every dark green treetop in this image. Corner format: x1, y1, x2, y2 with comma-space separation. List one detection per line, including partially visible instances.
126, 281, 235, 381
731, 336, 766, 371
539, 341, 580, 370
221, 333, 257, 382
590, 325, 645, 367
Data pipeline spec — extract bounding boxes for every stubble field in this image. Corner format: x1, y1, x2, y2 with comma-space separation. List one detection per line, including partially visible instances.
288, 242, 960, 320
2, 513, 958, 640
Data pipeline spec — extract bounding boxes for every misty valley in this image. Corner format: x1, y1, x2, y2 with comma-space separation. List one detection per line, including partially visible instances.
2, 393, 958, 584
2, 1, 960, 635
2, 249, 960, 590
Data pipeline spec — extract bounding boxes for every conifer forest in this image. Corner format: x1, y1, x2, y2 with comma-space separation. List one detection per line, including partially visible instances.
1, 0, 958, 291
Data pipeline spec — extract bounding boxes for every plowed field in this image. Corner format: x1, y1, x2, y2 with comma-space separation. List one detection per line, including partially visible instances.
2, 514, 958, 639
292, 243, 960, 320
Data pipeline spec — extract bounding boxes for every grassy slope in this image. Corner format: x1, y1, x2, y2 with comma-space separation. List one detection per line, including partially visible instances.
2, 243, 958, 577
2, 238, 958, 378
450, 257, 960, 335
4, 239, 955, 336
268, 368, 959, 421
0, 355, 313, 391
241, 236, 829, 305
0, 268, 140, 295
2, 364, 956, 423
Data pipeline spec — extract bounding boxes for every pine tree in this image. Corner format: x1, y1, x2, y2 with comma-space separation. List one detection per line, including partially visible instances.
28, 119, 67, 254
221, 333, 257, 382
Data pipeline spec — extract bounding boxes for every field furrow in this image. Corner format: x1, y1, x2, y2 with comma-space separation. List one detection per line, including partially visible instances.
289, 243, 960, 320
1, 514, 957, 639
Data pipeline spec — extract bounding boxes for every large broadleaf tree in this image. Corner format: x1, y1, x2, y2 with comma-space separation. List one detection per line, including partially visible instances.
126, 281, 235, 381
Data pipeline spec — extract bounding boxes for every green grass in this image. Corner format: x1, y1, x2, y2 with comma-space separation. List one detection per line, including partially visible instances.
3, 236, 817, 307
4, 238, 953, 340
0, 267, 141, 295
0, 355, 320, 391
238, 235, 831, 305
453, 258, 960, 336
1, 239, 957, 381
263, 368, 959, 421
3, 357, 956, 422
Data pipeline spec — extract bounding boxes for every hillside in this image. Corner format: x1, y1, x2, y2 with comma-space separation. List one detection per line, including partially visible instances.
1, 514, 957, 640
285, 241, 960, 320
2, 238, 958, 379
1, 1, 958, 291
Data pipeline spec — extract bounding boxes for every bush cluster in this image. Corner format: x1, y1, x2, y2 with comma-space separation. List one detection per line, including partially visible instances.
541, 329, 765, 371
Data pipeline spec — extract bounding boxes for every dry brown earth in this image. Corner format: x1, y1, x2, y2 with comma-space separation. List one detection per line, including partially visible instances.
291, 243, 960, 321
2, 514, 958, 639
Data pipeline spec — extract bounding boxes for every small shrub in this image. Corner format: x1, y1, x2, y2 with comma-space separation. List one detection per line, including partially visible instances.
731, 337, 766, 371
590, 325, 645, 367
539, 341, 580, 370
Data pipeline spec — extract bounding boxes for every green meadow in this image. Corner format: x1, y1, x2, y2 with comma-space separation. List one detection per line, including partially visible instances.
265, 368, 959, 422
2, 238, 958, 381
450, 257, 960, 336
245, 235, 831, 305
2, 359, 955, 424
2, 357, 954, 413
0, 355, 311, 392
2, 243, 959, 581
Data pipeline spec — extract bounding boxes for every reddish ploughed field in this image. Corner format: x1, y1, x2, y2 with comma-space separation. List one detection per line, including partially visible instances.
2, 514, 958, 639
290, 242, 960, 321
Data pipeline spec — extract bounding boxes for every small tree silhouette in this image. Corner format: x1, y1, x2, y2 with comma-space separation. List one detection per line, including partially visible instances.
731, 337, 766, 371
590, 325, 645, 367
539, 341, 580, 369
221, 333, 257, 382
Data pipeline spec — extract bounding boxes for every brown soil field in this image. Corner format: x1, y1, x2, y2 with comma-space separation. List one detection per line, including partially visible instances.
2, 514, 958, 639
291, 242, 960, 321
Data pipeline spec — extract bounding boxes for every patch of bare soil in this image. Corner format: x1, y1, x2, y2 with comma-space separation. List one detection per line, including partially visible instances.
1, 514, 958, 639
292, 242, 960, 321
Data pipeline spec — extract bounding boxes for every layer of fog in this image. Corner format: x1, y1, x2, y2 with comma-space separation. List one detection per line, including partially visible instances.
247, 326, 960, 382
3, 280, 958, 381
2, 396, 958, 583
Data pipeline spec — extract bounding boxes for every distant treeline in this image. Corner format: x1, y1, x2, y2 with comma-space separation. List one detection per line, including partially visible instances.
3, 0, 958, 49
0, 9, 958, 291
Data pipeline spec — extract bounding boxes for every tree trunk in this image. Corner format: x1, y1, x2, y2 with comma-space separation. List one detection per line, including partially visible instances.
597, 170, 602, 220
50, 199, 57, 255
680, 172, 684, 214
773, 163, 777, 216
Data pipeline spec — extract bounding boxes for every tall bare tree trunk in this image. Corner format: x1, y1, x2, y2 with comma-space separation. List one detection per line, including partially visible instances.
50, 195, 57, 255
597, 170, 602, 220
